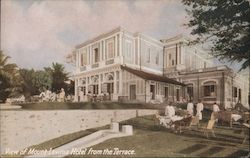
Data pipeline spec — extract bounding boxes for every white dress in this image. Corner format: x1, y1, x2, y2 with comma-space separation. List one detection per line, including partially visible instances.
164, 106, 183, 128
187, 103, 194, 115
213, 104, 220, 112
196, 103, 204, 120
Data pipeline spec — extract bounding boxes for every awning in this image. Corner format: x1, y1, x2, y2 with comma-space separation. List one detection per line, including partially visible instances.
121, 65, 185, 86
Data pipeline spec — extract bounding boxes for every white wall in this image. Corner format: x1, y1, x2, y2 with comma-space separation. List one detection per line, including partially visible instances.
0, 109, 157, 154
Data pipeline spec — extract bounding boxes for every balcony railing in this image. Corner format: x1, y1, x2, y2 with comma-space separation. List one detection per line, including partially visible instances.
92, 63, 99, 68
80, 66, 86, 71
105, 59, 114, 65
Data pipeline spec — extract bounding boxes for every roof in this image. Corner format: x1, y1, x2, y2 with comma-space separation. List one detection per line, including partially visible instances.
75, 26, 163, 49
76, 27, 123, 49
160, 34, 192, 43
121, 65, 185, 86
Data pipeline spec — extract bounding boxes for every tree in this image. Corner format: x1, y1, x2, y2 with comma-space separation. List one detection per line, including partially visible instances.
45, 63, 68, 93
0, 51, 21, 102
19, 69, 52, 97
182, 0, 250, 70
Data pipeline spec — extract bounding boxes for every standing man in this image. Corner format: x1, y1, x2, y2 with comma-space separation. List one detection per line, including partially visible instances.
213, 102, 220, 112
196, 99, 204, 120
211, 102, 220, 121
79, 88, 84, 102
187, 100, 194, 116
59, 88, 65, 102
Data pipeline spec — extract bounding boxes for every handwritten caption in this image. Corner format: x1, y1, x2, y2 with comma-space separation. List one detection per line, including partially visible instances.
5, 147, 136, 156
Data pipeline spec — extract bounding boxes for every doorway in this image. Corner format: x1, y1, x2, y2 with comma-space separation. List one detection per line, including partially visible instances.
150, 85, 155, 100
164, 87, 169, 100
93, 85, 98, 95
130, 85, 136, 100
176, 89, 180, 101
107, 83, 114, 94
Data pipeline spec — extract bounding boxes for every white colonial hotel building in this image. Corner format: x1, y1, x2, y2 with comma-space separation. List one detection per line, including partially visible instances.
71, 27, 249, 109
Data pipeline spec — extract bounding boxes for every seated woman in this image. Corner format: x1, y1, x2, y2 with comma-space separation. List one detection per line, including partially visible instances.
161, 105, 183, 128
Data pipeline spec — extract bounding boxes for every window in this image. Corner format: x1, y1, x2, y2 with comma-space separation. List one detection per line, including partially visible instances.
83, 87, 86, 95
116, 71, 119, 80
164, 87, 169, 98
81, 51, 87, 66
93, 85, 98, 95
204, 85, 215, 97
155, 52, 159, 64
107, 75, 113, 81
147, 48, 151, 63
187, 85, 194, 100
172, 60, 175, 66
233, 87, 237, 97
239, 89, 241, 101
125, 41, 132, 58
93, 48, 99, 63
100, 74, 103, 82
107, 83, 114, 94
82, 79, 86, 85
107, 42, 114, 59
176, 89, 180, 101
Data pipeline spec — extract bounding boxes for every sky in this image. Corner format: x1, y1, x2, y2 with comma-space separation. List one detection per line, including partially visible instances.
0, 0, 246, 74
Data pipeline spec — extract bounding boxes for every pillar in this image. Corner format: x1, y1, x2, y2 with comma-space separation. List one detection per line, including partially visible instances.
98, 74, 101, 95
115, 35, 118, 57
74, 78, 78, 102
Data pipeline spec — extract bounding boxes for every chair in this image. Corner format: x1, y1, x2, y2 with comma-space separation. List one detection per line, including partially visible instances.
154, 114, 161, 125
201, 120, 216, 138
189, 116, 200, 129
219, 111, 233, 127
172, 116, 192, 133
242, 123, 250, 144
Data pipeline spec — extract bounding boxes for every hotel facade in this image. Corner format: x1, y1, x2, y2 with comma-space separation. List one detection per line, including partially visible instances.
71, 27, 249, 109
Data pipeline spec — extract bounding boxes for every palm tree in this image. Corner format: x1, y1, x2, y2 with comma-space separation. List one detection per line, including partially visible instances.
45, 62, 68, 93
0, 50, 20, 102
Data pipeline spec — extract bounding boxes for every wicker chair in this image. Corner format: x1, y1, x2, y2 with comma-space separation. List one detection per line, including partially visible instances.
201, 120, 216, 138
189, 116, 200, 129
242, 123, 250, 144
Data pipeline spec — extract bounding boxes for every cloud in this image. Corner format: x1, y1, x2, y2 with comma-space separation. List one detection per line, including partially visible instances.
1, 0, 188, 71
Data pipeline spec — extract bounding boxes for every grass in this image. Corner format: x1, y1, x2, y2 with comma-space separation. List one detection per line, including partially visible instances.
67, 115, 249, 158
2, 115, 248, 158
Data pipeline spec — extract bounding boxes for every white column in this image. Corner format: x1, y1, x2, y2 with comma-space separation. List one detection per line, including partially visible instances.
119, 70, 123, 95
74, 78, 78, 102
100, 42, 102, 61
103, 40, 106, 60
115, 35, 118, 57
78, 50, 81, 67
76, 50, 79, 68
98, 74, 101, 95
114, 72, 117, 95
86, 47, 89, 65
138, 37, 140, 66
89, 46, 91, 65
119, 33, 122, 63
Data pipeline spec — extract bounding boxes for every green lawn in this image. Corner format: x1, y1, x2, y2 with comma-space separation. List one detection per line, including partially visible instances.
7, 115, 246, 158
66, 115, 249, 158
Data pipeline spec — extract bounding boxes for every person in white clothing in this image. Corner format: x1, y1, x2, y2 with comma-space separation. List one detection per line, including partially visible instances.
187, 100, 194, 116
211, 102, 220, 121
79, 89, 84, 102
59, 88, 65, 102
164, 104, 183, 128
196, 99, 204, 120
165, 102, 176, 117
213, 102, 220, 112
